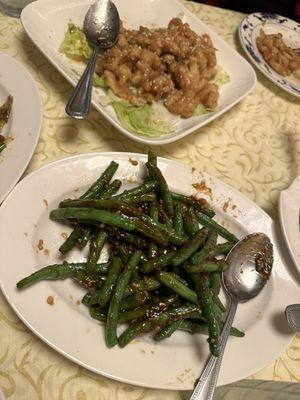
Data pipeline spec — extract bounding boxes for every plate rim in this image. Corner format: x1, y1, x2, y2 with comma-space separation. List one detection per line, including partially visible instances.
238, 11, 300, 98
0, 151, 298, 390
0, 52, 43, 203
279, 175, 300, 272
20, 0, 256, 145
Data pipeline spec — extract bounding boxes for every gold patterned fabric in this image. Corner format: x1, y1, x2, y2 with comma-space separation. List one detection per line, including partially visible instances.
0, 1, 300, 398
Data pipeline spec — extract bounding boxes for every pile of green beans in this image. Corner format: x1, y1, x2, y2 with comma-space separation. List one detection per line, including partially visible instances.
16, 151, 244, 356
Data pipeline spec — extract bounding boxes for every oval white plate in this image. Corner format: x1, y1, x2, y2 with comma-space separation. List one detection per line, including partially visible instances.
239, 12, 300, 97
0, 52, 42, 203
279, 175, 300, 271
0, 152, 297, 390
21, 0, 256, 145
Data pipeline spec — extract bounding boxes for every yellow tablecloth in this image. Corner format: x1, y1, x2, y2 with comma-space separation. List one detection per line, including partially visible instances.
0, 1, 300, 399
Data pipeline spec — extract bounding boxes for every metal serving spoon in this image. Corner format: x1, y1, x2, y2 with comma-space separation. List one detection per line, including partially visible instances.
190, 233, 273, 400
285, 304, 300, 332
66, 0, 120, 119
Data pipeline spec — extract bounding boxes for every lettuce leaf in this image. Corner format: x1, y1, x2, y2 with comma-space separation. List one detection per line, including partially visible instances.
59, 23, 92, 61
111, 101, 178, 137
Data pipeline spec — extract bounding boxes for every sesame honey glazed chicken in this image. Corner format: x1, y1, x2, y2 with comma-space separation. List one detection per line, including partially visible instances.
60, 17, 230, 136
95, 18, 219, 118
256, 29, 300, 79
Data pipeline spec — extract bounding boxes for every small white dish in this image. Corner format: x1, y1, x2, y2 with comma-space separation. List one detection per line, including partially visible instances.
279, 175, 300, 271
0, 152, 298, 390
0, 52, 42, 203
239, 12, 300, 98
21, 0, 256, 145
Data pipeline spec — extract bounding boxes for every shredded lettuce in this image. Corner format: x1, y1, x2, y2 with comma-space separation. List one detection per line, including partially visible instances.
93, 74, 108, 88
213, 66, 230, 87
60, 23, 92, 60
193, 104, 213, 116
111, 101, 178, 137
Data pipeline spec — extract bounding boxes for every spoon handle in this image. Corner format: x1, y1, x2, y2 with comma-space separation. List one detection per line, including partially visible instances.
65, 46, 99, 119
189, 299, 238, 400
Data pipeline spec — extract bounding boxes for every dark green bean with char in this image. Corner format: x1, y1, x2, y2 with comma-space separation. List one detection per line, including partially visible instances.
105, 251, 142, 347
172, 228, 209, 267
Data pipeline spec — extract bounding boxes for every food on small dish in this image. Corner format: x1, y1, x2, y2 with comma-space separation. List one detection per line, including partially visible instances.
60, 18, 229, 137
0, 95, 13, 154
256, 29, 300, 79
17, 151, 243, 357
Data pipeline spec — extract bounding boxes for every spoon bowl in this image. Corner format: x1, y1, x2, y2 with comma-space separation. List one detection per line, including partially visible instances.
66, 0, 120, 119
224, 233, 273, 301
84, 0, 120, 48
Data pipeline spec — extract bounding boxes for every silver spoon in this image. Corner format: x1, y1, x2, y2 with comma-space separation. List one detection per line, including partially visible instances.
65, 0, 120, 119
190, 233, 273, 400
285, 304, 300, 332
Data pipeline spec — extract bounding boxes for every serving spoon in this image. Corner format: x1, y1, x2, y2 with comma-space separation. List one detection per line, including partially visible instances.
66, 0, 120, 119
190, 233, 273, 400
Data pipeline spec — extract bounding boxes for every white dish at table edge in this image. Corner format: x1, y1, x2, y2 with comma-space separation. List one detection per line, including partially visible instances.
0, 152, 297, 390
279, 175, 300, 272
20, 0, 256, 145
239, 12, 300, 98
0, 52, 42, 203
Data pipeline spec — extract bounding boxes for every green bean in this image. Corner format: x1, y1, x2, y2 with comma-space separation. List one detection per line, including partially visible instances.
210, 272, 222, 295
192, 274, 220, 357
89, 306, 107, 322
59, 226, 84, 254
146, 151, 174, 217
141, 251, 175, 273
154, 319, 244, 340
129, 193, 157, 203
196, 212, 238, 243
119, 294, 178, 322
185, 260, 228, 273
106, 251, 142, 347
0, 141, 6, 153
100, 179, 122, 199
118, 303, 202, 347
50, 207, 136, 231
104, 226, 148, 249
172, 228, 209, 267
212, 242, 234, 256
133, 219, 169, 246
213, 295, 226, 313
183, 207, 200, 237
171, 192, 215, 218
120, 291, 147, 311
113, 181, 157, 201
98, 257, 122, 307
148, 202, 159, 259
173, 203, 186, 237
86, 231, 108, 274
80, 161, 119, 200
58, 162, 119, 253
77, 227, 94, 249
157, 272, 198, 304
191, 230, 218, 265
0, 95, 13, 132
16, 262, 108, 289
124, 276, 161, 297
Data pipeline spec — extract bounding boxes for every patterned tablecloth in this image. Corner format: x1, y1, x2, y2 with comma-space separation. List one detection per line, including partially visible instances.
0, 1, 300, 399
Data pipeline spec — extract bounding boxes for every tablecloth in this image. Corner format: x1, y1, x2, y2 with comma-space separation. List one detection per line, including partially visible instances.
0, 1, 300, 399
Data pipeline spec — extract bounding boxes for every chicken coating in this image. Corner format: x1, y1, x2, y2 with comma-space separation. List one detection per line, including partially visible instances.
95, 18, 219, 117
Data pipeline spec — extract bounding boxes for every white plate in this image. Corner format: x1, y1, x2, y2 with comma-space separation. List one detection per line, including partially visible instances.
279, 175, 300, 271
0, 152, 297, 390
20, 0, 256, 145
0, 52, 42, 203
239, 12, 300, 98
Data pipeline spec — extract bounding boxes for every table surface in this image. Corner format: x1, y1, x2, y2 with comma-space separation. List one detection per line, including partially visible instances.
0, 1, 300, 399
